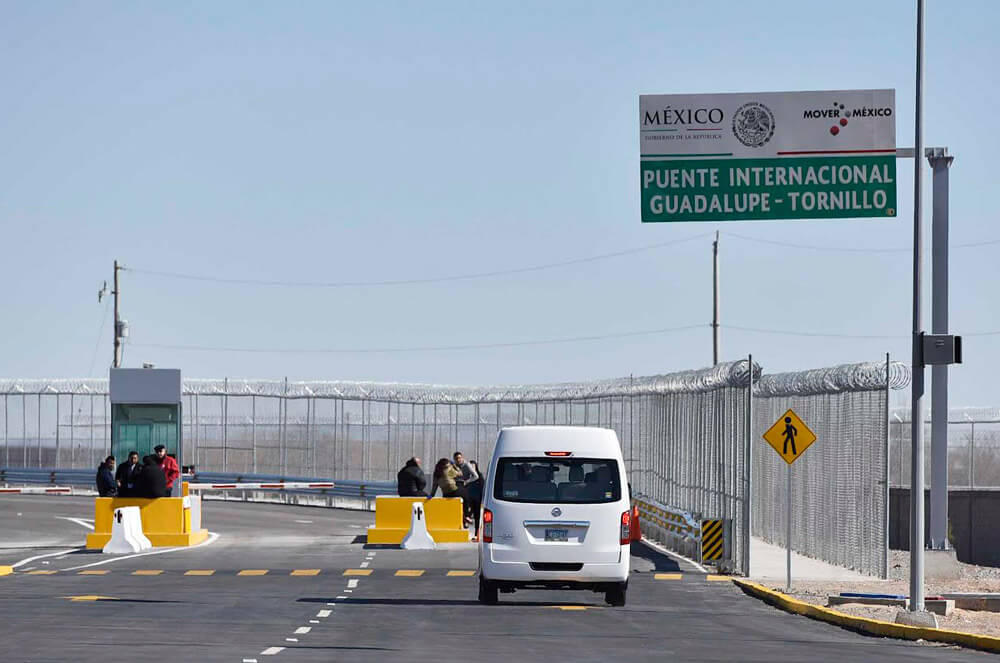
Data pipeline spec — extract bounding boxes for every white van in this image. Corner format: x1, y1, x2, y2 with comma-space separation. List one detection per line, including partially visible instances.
478, 426, 631, 606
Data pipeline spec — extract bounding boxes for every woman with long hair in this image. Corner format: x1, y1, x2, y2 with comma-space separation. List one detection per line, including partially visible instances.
428, 458, 470, 530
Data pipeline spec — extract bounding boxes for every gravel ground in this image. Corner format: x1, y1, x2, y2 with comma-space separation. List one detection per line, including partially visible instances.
758, 551, 1000, 638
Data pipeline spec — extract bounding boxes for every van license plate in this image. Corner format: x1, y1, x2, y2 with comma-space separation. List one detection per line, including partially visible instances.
545, 528, 568, 542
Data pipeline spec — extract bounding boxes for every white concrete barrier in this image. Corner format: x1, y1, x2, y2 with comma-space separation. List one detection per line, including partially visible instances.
400, 502, 436, 550
103, 507, 152, 554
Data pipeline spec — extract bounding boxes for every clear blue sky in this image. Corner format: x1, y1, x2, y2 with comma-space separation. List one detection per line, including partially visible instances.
1, 1, 997, 406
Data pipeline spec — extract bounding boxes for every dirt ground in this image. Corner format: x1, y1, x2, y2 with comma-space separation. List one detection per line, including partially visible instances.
759, 550, 1000, 638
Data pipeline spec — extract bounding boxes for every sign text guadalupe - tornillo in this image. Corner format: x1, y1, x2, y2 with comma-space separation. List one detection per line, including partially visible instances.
639, 89, 896, 222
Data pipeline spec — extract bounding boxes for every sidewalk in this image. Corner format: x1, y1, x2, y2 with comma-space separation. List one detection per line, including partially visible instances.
750, 537, 875, 581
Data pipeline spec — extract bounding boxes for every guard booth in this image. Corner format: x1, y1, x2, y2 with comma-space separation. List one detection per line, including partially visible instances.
87, 367, 207, 549
110, 367, 182, 497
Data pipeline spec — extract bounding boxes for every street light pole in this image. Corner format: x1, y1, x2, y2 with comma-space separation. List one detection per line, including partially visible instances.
112, 260, 122, 368
908, 0, 926, 614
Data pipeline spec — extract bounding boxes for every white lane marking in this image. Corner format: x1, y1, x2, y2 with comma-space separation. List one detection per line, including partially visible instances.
62, 532, 220, 571
359, 562, 369, 568
336, 595, 347, 599
11, 548, 78, 569
347, 579, 359, 588
327, 602, 338, 606
317, 610, 331, 617
344, 589, 352, 593
309, 620, 319, 624
285, 638, 298, 643
260, 647, 284, 656
293, 520, 313, 524
22, 567, 35, 572
243, 659, 258, 662
349, 525, 360, 528
56, 516, 95, 530
294, 627, 311, 634
638, 536, 709, 574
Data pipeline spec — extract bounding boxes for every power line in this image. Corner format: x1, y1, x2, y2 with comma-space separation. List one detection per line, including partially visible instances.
129, 324, 708, 354
124, 232, 714, 288
724, 231, 1000, 253
130, 323, 1000, 355
86, 298, 112, 377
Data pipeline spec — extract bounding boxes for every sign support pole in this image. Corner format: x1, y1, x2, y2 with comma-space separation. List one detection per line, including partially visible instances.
909, 0, 926, 614
929, 153, 954, 549
786, 461, 792, 592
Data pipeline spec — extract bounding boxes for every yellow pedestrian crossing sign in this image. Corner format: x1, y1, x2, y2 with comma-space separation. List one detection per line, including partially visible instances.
762, 409, 817, 465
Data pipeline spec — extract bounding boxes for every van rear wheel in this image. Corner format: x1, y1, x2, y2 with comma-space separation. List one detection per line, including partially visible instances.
479, 576, 499, 605
605, 582, 627, 607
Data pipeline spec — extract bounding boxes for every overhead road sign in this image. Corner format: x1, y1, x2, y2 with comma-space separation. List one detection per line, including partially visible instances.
762, 409, 817, 465
640, 89, 896, 222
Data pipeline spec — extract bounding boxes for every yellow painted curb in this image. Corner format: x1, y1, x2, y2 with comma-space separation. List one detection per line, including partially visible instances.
0, 566, 14, 576
733, 579, 1000, 655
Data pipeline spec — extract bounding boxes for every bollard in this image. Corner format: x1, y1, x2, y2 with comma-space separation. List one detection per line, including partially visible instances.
400, 502, 436, 550
103, 507, 150, 554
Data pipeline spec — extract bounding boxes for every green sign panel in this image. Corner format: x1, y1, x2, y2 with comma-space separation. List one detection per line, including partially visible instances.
641, 156, 896, 222
640, 89, 896, 223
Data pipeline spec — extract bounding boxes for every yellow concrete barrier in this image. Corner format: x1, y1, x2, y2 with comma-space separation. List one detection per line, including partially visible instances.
366, 496, 470, 545
85, 495, 208, 549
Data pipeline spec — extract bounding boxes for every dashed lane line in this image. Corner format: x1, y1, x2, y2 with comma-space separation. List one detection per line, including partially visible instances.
184, 570, 214, 576
447, 570, 476, 576
347, 579, 359, 588
61, 531, 220, 572
290, 569, 320, 576
395, 570, 425, 577
293, 627, 311, 635
317, 610, 332, 618
132, 570, 163, 576
343, 569, 372, 576
654, 573, 683, 580
78, 570, 109, 575
238, 570, 269, 576
260, 646, 285, 655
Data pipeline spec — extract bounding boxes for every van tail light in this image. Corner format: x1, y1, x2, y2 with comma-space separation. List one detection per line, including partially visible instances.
620, 510, 631, 545
483, 508, 493, 543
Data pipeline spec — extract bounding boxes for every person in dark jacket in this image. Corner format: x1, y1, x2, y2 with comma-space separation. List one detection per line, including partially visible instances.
397, 457, 427, 497
115, 451, 142, 497
134, 455, 168, 498
96, 455, 117, 497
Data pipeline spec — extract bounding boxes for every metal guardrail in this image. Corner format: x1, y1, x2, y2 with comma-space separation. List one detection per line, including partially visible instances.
0, 467, 396, 503
632, 493, 704, 565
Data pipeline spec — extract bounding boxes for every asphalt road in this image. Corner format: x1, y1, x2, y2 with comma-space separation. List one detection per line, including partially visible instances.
0, 495, 990, 662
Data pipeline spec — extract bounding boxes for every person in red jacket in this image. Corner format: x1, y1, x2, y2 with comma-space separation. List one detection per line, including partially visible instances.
154, 444, 180, 493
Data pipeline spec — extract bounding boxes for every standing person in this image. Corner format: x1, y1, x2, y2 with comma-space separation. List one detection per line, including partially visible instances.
397, 457, 427, 497
134, 455, 168, 498
115, 451, 142, 497
153, 444, 180, 493
427, 458, 467, 508
453, 452, 478, 527
466, 460, 484, 540
96, 455, 117, 497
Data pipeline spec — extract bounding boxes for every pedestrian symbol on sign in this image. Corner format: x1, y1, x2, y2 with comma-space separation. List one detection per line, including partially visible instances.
782, 417, 797, 455
763, 409, 816, 465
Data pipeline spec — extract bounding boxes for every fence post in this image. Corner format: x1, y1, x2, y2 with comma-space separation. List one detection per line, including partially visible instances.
222, 379, 228, 473
742, 353, 753, 577
884, 352, 891, 579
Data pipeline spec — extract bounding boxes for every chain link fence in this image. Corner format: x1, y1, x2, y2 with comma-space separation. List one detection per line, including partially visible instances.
889, 407, 1000, 488
1, 359, 907, 576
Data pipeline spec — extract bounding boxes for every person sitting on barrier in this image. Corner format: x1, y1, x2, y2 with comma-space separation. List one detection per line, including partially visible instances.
466, 460, 484, 539
153, 444, 180, 493
397, 457, 428, 497
427, 458, 468, 518
115, 451, 142, 497
96, 455, 117, 497
134, 455, 168, 498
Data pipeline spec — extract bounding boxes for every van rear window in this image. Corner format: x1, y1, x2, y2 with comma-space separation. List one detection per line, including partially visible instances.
493, 457, 621, 504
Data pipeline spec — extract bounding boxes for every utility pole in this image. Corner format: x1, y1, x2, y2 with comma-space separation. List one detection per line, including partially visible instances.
908, 0, 927, 615
712, 231, 720, 365
113, 260, 123, 368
